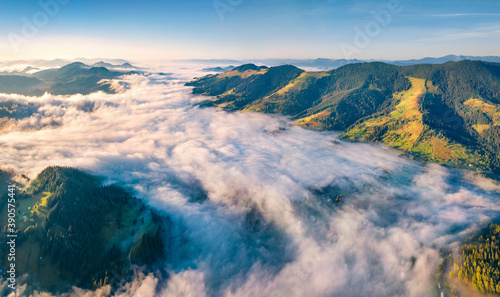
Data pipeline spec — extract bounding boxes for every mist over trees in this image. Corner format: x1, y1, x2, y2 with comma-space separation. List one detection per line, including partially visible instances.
0, 167, 169, 294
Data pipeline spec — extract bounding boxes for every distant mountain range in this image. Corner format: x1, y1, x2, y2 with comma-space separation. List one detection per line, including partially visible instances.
194, 55, 500, 71
388, 55, 500, 66
0, 58, 137, 69
187, 60, 500, 175
295, 55, 500, 69
0, 62, 139, 95
2, 55, 499, 73
90, 61, 136, 69
201, 65, 236, 72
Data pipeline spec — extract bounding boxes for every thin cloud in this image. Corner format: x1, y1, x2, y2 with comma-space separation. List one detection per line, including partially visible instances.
416, 25, 500, 42
408, 13, 500, 17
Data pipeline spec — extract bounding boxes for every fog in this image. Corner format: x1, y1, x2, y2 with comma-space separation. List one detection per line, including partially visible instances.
2, 64, 500, 297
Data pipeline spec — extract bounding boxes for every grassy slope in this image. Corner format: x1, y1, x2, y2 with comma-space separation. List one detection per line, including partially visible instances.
246, 71, 332, 112
344, 77, 486, 170
464, 99, 500, 133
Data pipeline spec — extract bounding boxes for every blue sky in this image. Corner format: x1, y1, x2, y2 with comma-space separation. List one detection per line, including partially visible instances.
0, 0, 499, 60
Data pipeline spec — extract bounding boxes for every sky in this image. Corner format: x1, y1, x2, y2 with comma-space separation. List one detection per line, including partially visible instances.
0, 0, 500, 61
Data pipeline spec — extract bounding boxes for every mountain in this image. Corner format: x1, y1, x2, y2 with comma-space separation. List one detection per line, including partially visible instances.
0, 62, 128, 95
201, 65, 235, 72
252, 58, 363, 70
0, 59, 70, 68
187, 55, 500, 70
391, 55, 500, 66
74, 58, 131, 66
187, 60, 500, 174
120, 62, 135, 68
0, 59, 135, 70
91, 61, 139, 70
0, 167, 171, 295
0, 75, 44, 95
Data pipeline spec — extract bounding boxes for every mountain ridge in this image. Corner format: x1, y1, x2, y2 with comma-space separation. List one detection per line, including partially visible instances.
193, 55, 500, 71
0, 62, 132, 96
187, 60, 500, 174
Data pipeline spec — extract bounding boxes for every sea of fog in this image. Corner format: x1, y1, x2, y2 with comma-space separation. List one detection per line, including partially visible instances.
1, 63, 500, 297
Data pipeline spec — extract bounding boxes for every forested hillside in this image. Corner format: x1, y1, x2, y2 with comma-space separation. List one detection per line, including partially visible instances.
188, 61, 500, 174
0, 167, 170, 295
443, 223, 500, 296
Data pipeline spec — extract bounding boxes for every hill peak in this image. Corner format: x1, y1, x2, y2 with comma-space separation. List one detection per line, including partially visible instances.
233, 64, 268, 72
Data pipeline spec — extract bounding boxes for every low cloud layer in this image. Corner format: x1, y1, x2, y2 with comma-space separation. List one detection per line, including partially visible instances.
1, 64, 500, 297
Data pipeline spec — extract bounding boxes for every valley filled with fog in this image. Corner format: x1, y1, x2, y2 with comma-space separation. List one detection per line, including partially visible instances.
1, 64, 500, 297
